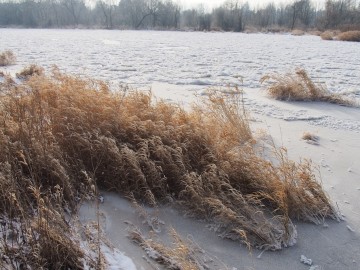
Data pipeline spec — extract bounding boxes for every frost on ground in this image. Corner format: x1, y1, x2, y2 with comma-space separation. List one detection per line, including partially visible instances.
300, 255, 313, 266
0, 29, 359, 96
1, 30, 360, 270
1, 29, 360, 134
100, 245, 137, 270
242, 95, 360, 132
76, 220, 137, 270
0, 209, 136, 270
309, 266, 321, 270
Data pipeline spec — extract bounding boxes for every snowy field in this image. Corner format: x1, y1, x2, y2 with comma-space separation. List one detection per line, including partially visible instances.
1, 29, 360, 93
1, 29, 360, 132
1, 29, 360, 270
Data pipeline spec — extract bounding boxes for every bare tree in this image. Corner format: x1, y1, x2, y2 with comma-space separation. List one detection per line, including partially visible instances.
0, 0, 359, 31
61, 0, 85, 26
96, 0, 117, 28
134, 0, 160, 28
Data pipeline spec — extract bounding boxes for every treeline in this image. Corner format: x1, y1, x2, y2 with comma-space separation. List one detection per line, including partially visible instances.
0, 0, 359, 31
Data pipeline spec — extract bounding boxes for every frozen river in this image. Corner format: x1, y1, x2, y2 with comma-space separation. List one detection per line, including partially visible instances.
2, 29, 360, 270
1, 29, 359, 95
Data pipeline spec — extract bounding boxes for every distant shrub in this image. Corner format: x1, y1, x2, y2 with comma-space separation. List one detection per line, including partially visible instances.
0, 71, 15, 86
320, 31, 334, 40
261, 26, 286, 33
301, 132, 319, 145
308, 30, 322, 36
261, 68, 355, 106
0, 50, 16, 66
244, 25, 258, 33
16, 64, 44, 79
337, 30, 360, 42
210, 26, 223, 32
291, 29, 305, 36
339, 24, 360, 32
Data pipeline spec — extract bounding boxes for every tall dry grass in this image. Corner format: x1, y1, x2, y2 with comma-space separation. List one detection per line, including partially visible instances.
0, 50, 16, 66
261, 68, 354, 106
16, 64, 44, 79
320, 31, 335, 40
129, 228, 203, 269
337, 30, 360, 42
0, 67, 340, 267
291, 29, 305, 36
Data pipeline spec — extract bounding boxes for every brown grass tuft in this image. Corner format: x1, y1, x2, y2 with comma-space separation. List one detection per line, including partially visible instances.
291, 29, 305, 36
320, 31, 334, 40
337, 30, 360, 42
260, 68, 355, 106
0, 67, 341, 266
308, 30, 322, 36
301, 132, 319, 145
129, 228, 203, 269
16, 64, 44, 79
0, 50, 16, 66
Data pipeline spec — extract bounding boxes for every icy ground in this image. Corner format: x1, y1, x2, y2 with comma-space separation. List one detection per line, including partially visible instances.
1, 29, 359, 94
2, 29, 359, 132
1, 29, 360, 270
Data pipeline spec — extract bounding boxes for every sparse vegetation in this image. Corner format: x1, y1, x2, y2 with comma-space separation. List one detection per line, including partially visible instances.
320, 31, 335, 40
0, 68, 340, 267
337, 30, 360, 42
261, 68, 355, 106
0, 0, 360, 32
129, 228, 203, 269
302, 132, 319, 145
16, 64, 44, 79
291, 29, 305, 36
0, 50, 16, 66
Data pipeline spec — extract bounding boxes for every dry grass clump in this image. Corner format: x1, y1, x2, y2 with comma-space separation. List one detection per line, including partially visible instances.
308, 30, 322, 36
16, 64, 44, 79
261, 68, 354, 106
0, 68, 340, 266
0, 182, 86, 269
291, 29, 305, 36
320, 31, 334, 40
129, 228, 203, 269
301, 132, 319, 145
0, 50, 16, 66
337, 30, 360, 42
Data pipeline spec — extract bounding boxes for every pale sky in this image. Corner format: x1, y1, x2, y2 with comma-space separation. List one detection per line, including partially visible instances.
179, 0, 326, 10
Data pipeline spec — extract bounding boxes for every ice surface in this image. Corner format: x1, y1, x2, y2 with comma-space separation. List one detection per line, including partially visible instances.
2, 29, 360, 270
2, 29, 359, 133
301, 255, 313, 266
1, 29, 359, 96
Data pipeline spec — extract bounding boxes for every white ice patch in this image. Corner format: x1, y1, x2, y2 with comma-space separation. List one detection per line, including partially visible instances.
300, 255, 313, 266
102, 245, 137, 270
309, 266, 321, 270
102, 40, 121, 46
1, 30, 359, 96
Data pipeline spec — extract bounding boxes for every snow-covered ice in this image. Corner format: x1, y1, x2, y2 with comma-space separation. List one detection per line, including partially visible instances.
0, 29, 359, 96
2, 29, 360, 270
301, 255, 313, 266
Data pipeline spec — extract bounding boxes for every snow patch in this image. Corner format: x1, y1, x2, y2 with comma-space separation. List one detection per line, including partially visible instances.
300, 255, 313, 266
102, 244, 137, 270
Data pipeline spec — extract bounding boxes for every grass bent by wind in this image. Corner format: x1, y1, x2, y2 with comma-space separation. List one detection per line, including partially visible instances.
0, 66, 340, 269
261, 68, 355, 106
0, 50, 16, 67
